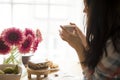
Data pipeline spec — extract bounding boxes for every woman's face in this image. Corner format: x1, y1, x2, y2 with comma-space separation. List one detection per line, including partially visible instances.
83, 0, 88, 13
83, 5, 88, 13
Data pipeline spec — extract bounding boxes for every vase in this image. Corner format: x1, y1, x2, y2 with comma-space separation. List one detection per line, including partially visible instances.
3, 52, 22, 65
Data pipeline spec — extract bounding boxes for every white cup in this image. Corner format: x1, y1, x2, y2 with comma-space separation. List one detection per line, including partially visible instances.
63, 25, 75, 32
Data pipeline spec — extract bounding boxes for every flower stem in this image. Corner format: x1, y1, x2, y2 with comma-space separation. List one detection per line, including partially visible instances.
3, 46, 21, 64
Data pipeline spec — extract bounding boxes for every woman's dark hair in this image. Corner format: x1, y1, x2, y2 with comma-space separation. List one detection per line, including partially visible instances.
83, 0, 120, 69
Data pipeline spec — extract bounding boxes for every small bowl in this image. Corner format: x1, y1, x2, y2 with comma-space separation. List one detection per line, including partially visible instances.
0, 64, 22, 80
22, 55, 32, 67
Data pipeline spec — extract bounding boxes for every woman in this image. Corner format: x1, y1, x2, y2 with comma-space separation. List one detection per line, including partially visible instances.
59, 0, 120, 79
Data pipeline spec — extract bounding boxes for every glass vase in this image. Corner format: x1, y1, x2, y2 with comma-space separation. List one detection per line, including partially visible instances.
3, 52, 22, 65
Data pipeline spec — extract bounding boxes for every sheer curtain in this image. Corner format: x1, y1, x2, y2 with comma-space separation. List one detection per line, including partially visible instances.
0, 0, 85, 63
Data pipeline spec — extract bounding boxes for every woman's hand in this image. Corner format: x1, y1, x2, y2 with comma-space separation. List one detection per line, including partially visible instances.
71, 23, 87, 48
59, 23, 87, 49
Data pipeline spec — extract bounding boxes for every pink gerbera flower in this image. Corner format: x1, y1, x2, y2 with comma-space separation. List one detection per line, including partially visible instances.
36, 29, 42, 43
2, 27, 24, 46
24, 28, 35, 39
0, 37, 11, 55
32, 38, 40, 52
19, 35, 33, 54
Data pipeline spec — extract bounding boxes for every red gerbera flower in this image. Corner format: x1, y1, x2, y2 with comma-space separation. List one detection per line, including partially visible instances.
19, 35, 33, 54
24, 28, 35, 39
0, 37, 11, 55
2, 27, 24, 46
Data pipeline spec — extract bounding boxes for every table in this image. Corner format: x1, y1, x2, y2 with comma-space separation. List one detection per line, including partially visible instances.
0, 49, 84, 80
20, 61, 83, 80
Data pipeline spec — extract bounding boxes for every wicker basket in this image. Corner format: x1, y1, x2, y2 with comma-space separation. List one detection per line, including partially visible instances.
0, 64, 22, 80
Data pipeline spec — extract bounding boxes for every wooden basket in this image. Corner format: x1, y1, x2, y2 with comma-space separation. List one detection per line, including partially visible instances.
0, 64, 22, 80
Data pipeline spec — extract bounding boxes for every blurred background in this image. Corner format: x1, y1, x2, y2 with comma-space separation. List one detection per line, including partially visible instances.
0, 0, 85, 79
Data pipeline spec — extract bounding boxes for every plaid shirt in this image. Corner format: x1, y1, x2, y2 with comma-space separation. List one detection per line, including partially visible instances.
83, 40, 120, 80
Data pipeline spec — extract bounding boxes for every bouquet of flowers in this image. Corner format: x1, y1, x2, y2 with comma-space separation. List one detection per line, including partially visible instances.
0, 27, 42, 64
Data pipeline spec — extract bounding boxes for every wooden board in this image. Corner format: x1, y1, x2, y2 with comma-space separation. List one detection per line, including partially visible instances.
27, 67, 59, 80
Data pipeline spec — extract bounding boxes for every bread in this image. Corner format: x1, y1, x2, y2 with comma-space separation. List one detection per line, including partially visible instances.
47, 61, 59, 69
28, 61, 49, 70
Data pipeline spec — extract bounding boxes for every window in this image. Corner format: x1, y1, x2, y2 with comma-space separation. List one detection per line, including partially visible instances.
0, 0, 84, 62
